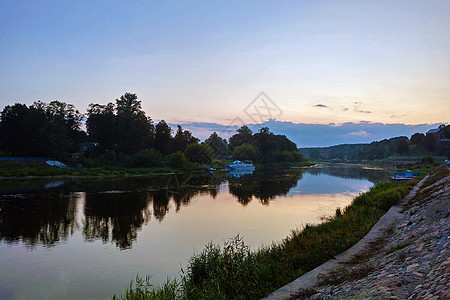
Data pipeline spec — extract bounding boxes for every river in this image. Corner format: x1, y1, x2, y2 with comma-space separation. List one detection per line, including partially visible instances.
0, 164, 388, 299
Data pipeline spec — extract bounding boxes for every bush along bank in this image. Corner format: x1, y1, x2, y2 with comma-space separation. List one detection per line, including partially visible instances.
115, 178, 419, 300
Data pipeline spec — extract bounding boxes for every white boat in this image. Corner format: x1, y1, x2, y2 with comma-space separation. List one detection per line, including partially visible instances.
225, 160, 255, 171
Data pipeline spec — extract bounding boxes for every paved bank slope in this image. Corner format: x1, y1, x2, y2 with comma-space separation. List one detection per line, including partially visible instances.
265, 165, 449, 299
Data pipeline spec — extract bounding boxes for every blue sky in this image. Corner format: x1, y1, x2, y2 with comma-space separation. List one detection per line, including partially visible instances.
1, 1, 449, 145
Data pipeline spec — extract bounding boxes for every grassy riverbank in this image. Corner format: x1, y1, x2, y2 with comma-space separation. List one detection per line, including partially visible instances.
115, 173, 420, 299
0, 160, 200, 178
0, 160, 311, 179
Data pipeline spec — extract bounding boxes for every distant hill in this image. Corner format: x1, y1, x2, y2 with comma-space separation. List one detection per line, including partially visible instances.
299, 144, 368, 161
299, 125, 450, 161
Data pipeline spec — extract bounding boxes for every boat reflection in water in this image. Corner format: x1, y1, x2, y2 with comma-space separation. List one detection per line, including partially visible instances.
225, 160, 255, 171
227, 168, 255, 178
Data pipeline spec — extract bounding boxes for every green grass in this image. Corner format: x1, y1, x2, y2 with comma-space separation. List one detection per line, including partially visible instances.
115, 174, 424, 299
115, 276, 182, 300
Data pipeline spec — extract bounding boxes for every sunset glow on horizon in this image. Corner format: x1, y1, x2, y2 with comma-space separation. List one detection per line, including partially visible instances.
1, 1, 449, 127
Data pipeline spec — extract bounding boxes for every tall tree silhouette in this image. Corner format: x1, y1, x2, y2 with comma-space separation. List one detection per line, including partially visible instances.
115, 93, 153, 154
154, 120, 173, 154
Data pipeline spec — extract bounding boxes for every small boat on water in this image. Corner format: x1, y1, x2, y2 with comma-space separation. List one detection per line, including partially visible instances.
391, 171, 418, 181
225, 160, 255, 171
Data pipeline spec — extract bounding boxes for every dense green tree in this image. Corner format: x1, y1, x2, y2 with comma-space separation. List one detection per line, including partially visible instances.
115, 93, 153, 154
173, 125, 199, 152
396, 137, 409, 155
172, 125, 185, 152
86, 103, 116, 150
0, 101, 83, 158
229, 125, 253, 150
0, 103, 35, 155
127, 149, 163, 167
154, 120, 172, 155
45, 101, 83, 158
169, 151, 187, 168
251, 127, 298, 162
410, 133, 425, 145
86, 93, 153, 154
204, 132, 228, 157
232, 144, 259, 161
228, 126, 303, 163
184, 143, 213, 165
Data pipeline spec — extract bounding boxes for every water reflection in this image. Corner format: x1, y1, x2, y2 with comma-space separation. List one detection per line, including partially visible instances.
0, 192, 79, 247
308, 164, 387, 182
83, 190, 151, 249
227, 169, 254, 178
0, 165, 387, 249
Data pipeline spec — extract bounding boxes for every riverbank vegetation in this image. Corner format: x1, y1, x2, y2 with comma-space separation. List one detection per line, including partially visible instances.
115, 170, 423, 299
0, 93, 309, 177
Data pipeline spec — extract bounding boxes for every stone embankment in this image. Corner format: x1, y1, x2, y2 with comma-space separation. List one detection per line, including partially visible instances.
266, 165, 449, 300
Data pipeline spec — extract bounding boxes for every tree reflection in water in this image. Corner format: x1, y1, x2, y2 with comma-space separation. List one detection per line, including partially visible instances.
228, 170, 305, 205
0, 173, 224, 249
83, 190, 151, 249
0, 192, 80, 247
0, 166, 387, 249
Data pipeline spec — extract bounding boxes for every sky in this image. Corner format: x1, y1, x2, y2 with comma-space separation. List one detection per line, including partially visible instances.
1, 1, 449, 145
167, 120, 442, 147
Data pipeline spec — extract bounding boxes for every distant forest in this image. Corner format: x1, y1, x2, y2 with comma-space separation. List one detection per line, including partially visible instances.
0, 93, 307, 168
300, 125, 450, 161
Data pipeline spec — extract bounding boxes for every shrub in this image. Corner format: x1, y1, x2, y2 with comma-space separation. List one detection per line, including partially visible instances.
128, 149, 163, 168
169, 152, 186, 169
232, 144, 259, 162
376, 189, 402, 210
184, 144, 213, 165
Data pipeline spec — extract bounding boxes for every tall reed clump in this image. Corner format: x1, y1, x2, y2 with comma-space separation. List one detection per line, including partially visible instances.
115, 276, 181, 300
116, 178, 420, 300
181, 235, 298, 300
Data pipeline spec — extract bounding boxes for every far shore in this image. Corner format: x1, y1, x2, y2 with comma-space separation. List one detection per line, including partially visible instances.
0, 161, 314, 181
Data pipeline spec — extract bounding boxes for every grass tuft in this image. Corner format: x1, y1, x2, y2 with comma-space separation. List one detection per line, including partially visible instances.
114, 275, 181, 300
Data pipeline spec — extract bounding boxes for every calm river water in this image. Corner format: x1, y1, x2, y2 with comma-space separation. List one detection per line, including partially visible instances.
0, 165, 387, 299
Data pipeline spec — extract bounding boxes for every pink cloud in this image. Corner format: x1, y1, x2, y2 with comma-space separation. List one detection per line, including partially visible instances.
348, 130, 369, 137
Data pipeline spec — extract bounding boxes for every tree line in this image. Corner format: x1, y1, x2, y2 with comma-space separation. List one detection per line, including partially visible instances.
0, 93, 307, 167
0, 100, 84, 159
302, 125, 450, 161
